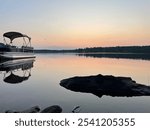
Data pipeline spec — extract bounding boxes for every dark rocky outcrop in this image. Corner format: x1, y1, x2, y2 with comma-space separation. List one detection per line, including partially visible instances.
60, 74, 150, 97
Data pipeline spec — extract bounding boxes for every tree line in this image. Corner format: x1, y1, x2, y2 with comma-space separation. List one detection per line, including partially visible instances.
35, 45, 150, 53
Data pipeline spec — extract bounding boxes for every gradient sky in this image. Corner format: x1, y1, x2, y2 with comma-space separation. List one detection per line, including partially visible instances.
0, 0, 150, 49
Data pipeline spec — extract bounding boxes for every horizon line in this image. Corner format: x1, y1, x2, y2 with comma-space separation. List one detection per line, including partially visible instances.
35, 45, 150, 50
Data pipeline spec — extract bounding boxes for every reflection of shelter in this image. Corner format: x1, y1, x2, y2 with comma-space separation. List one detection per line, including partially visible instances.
0, 58, 35, 84
4, 72, 30, 84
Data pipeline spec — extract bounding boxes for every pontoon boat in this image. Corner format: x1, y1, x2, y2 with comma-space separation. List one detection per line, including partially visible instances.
0, 31, 35, 59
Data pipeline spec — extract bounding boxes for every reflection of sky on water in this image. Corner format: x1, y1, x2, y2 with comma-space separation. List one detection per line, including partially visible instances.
0, 54, 150, 112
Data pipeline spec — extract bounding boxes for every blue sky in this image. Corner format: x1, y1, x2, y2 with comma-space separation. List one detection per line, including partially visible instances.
0, 0, 150, 49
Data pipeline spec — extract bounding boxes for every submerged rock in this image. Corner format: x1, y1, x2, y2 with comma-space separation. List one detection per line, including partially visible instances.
21, 106, 40, 113
72, 106, 81, 113
5, 106, 40, 113
5, 105, 62, 113
60, 74, 150, 97
41, 105, 62, 113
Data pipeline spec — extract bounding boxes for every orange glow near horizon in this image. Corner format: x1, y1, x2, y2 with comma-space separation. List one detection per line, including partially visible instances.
32, 28, 150, 48
35, 54, 150, 85
31, 19, 150, 48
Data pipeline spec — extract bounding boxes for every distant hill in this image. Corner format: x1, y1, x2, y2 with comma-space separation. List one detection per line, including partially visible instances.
35, 45, 150, 54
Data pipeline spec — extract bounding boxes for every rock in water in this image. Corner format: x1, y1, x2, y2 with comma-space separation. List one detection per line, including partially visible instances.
60, 74, 150, 97
5, 106, 40, 113
21, 106, 40, 113
41, 105, 62, 113
72, 106, 81, 113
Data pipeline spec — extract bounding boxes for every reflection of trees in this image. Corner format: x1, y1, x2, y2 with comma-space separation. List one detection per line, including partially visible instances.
77, 53, 150, 60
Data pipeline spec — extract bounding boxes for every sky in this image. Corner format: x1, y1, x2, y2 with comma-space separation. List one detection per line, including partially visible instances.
0, 0, 150, 49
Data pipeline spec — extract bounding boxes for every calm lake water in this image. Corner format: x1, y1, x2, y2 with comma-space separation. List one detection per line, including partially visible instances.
0, 53, 150, 113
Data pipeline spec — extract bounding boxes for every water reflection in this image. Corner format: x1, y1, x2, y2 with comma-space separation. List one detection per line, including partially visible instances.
0, 54, 150, 112
77, 53, 150, 60
0, 58, 35, 84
